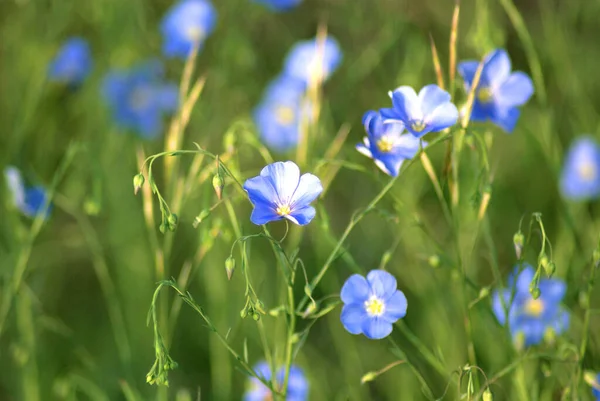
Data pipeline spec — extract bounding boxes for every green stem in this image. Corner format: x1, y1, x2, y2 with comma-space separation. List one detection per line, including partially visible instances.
395, 320, 448, 378
575, 259, 597, 396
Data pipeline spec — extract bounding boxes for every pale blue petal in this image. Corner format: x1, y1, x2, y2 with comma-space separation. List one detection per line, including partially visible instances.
361, 316, 393, 340
514, 265, 535, 293
538, 279, 566, 303
341, 274, 370, 304
287, 205, 316, 226
392, 133, 421, 159
250, 205, 281, 225
260, 161, 300, 204
491, 106, 521, 133
560, 136, 600, 200
356, 142, 373, 159
4, 166, 25, 207
390, 86, 421, 122
290, 173, 322, 208
244, 176, 277, 208
418, 84, 451, 116
340, 304, 367, 335
496, 72, 534, 108
484, 49, 511, 87
362, 110, 379, 132
425, 102, 458, 132
382, 290, 407, 322
457, 60, 483, 88
366, 270, 397, 299
550, 309, 570, 335
492, 289, 512, 325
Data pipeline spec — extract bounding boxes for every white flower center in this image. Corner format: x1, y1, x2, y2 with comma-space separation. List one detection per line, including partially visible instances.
364, 295, 385, 317
410, 120, 426, 133
578, 160, 597, 181
376, 136, 394, 153
185, 25, 206, 43
275, 106, 295, 126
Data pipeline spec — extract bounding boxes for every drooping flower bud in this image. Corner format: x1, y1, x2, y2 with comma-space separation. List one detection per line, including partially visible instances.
193, 209, 211, 228
513, 231, 524, 259
225, 256, 235, 280
482, 388, 493, 401
133, 173, 145, 195
212, 174, 224, 200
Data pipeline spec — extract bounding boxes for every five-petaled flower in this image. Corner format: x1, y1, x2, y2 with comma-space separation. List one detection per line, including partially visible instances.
283, 36, 342, 85
4, 166, 52, 219
243, 161, 322, 226
161, 0, 217, 59
47, 37, 92, 87
253, 0, 302, 12
560, 136, 600, 201
357, 110, 423, 177
102, 60, 178, 139
380, 84, 458, 138
492, 265, 569, 348
254, 76, 310, 152
340, 270, 407, 340
243, 361, 309, 401
457, 49, 534, 133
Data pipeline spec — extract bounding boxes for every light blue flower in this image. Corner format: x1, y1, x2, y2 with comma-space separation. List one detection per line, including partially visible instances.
161, 0, 217, 59
380, 84, 458, 138
340, 270, 408, 340
253, 0, 302, 11
492, 265, 569, 347
357, 110, 423, 177
254, 76, 309, 152
244, 361, 308, 401
4, 166, 51, 219
560, 136, 600, 201
458, 49, 534, 133
592, 372, 600, 400
47, 37, 92, 86
244, 161, 322, 226
283, 36, 342, 85
102, 61, 178, 139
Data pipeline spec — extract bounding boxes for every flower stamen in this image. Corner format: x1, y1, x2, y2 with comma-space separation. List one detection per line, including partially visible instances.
276, 204, 291, 216
275, 106, 295, 125
524, 298, 545, 317
376, 136, 394, 153
578, 161, 597, 181
477, 87, 493, 104
410, 120, 426, 133
365, 295, 385, 317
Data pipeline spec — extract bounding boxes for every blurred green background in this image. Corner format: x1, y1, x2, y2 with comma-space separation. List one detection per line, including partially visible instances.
1, 0, 600, 400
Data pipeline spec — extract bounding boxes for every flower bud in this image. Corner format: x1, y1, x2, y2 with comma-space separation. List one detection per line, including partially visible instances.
193, 209, 211, 228
360, 371, 378, 384
513, 231, 524, 259
479, 287, 490, 299
482, 388, 493, 401
428, 254, 440, 268
133, 173, 145, 195
225, 256, 236, 280
530, 287, 541, 299
252, 312, 260, 321
168, 214, 178, 231
159, 222, 167, 234
545, 261, 556, 276
240, 307, 248, 319
212, 174, 224, 200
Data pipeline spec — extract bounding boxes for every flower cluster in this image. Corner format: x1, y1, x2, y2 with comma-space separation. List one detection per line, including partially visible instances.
492, 265, 569, 347
254, 36, 342, 152
244, 362, 308, 401
4, 166, 51, 219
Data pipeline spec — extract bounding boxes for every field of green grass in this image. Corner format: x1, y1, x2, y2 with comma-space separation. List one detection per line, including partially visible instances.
1, 0, 600, 400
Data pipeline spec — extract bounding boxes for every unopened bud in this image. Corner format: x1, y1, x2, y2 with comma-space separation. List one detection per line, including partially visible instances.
482, 388, 493, 401
513, 232, 524, 259
133, 173, 145, 195
159, 222, 167, 234
240, 308, 248, 319
544, 261, 556, 276
360, 371, 378, 384
544, 327, 556, 344
252, 312, 260, 321
255, 300, 265, 314
225, 256, 236, 280
530, 287, 541, 299
168, 214, 178, 231
193, 209, 211, 228
428, 254, 440, 268
212, 174, 224, 200
479, 287, 490, 298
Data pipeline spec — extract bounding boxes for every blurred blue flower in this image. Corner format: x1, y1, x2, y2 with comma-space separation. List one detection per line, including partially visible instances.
340, 270, 408, 340
4, 166, 51, 219
283, 36, 342, 85
244, 361, 308, 401
244, 161, 322, 226
357, 110, 423, 177
380, 84, 458, 138
492, 265, 569, 347
254, 76, 309, 152
592, 372, 600, 400
102, 61, 178, 139
161, 0, 217, 59
458, 49, 534, 133
47, 37, 92, 86
253, 0, 302, 11
560, 136, 600, 201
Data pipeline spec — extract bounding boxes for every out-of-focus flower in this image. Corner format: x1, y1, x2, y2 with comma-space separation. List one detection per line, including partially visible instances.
457, 49, 534, 133
243, 361, 308, 401
283, 36, 342, 85
161, 0, 217, 59
357, 110, 423, 177
492, 265, 569, 347
380, 84, 458, 138
253, 0, 302, 11
560, 136, 600, 201
4, 166, 51, 219
340, 270, 408, 340
47, 37, 92, 86
102, 61, 178, 138
243, 161, 322, 226
254, 76, 309, 152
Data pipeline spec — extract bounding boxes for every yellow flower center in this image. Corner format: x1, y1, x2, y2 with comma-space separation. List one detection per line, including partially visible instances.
524, 298, 545, 317
365, 296, 385, 317
477, 87, 493, 104
578, 161, 597, 181
376, 136, 394, 153
276, 204, 291, 216
410, 120, 426, 133
185, 26, 206, 42
275, 106, 295, 126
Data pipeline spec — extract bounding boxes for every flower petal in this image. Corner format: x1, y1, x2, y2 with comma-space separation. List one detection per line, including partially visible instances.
340, 304, 367, 335
290, 173, 323, 208
244, 176, 277, 207
514, 265, 535, 293
366, 270, 397, 299
492, 289, 512, 325
341, 274, 370, 304
491, 106, 521, 133
361, 316, 393, 339
418, 84, 451, 116
4, 166, 25, 208
250, 205, 282, 225
484, 49, 511, 87
260, 161, 300, 204
356, 142, 373, 159
374, 157, 402, 177
383, 290, 407, 322
425, 102, 458, 132
496, 72, 534, 108
457, 60, 482, 88
390, 86, 422, 122
392, 133, 421, 159
539, 278, 566, 303
287, 205, 316, 226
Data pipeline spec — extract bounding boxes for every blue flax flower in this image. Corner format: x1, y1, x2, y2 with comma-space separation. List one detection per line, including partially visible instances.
357, 110, 423, 177
254, 76, 309, 152
253, 0, 302, 11
560, 136, 600, 201
161, 0, 217, 59
458, 49, 534, 133
380, 84, 458, 138
590, 372, 600, 400
4, 166, 51, 219
243, 161, 322, 226
47, 37, 92, 86
283, 36, 342, 85
340, 270, 408, 340
492, 265, 569, 347
244, 362, 308, 401
102, 61, 178, 139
